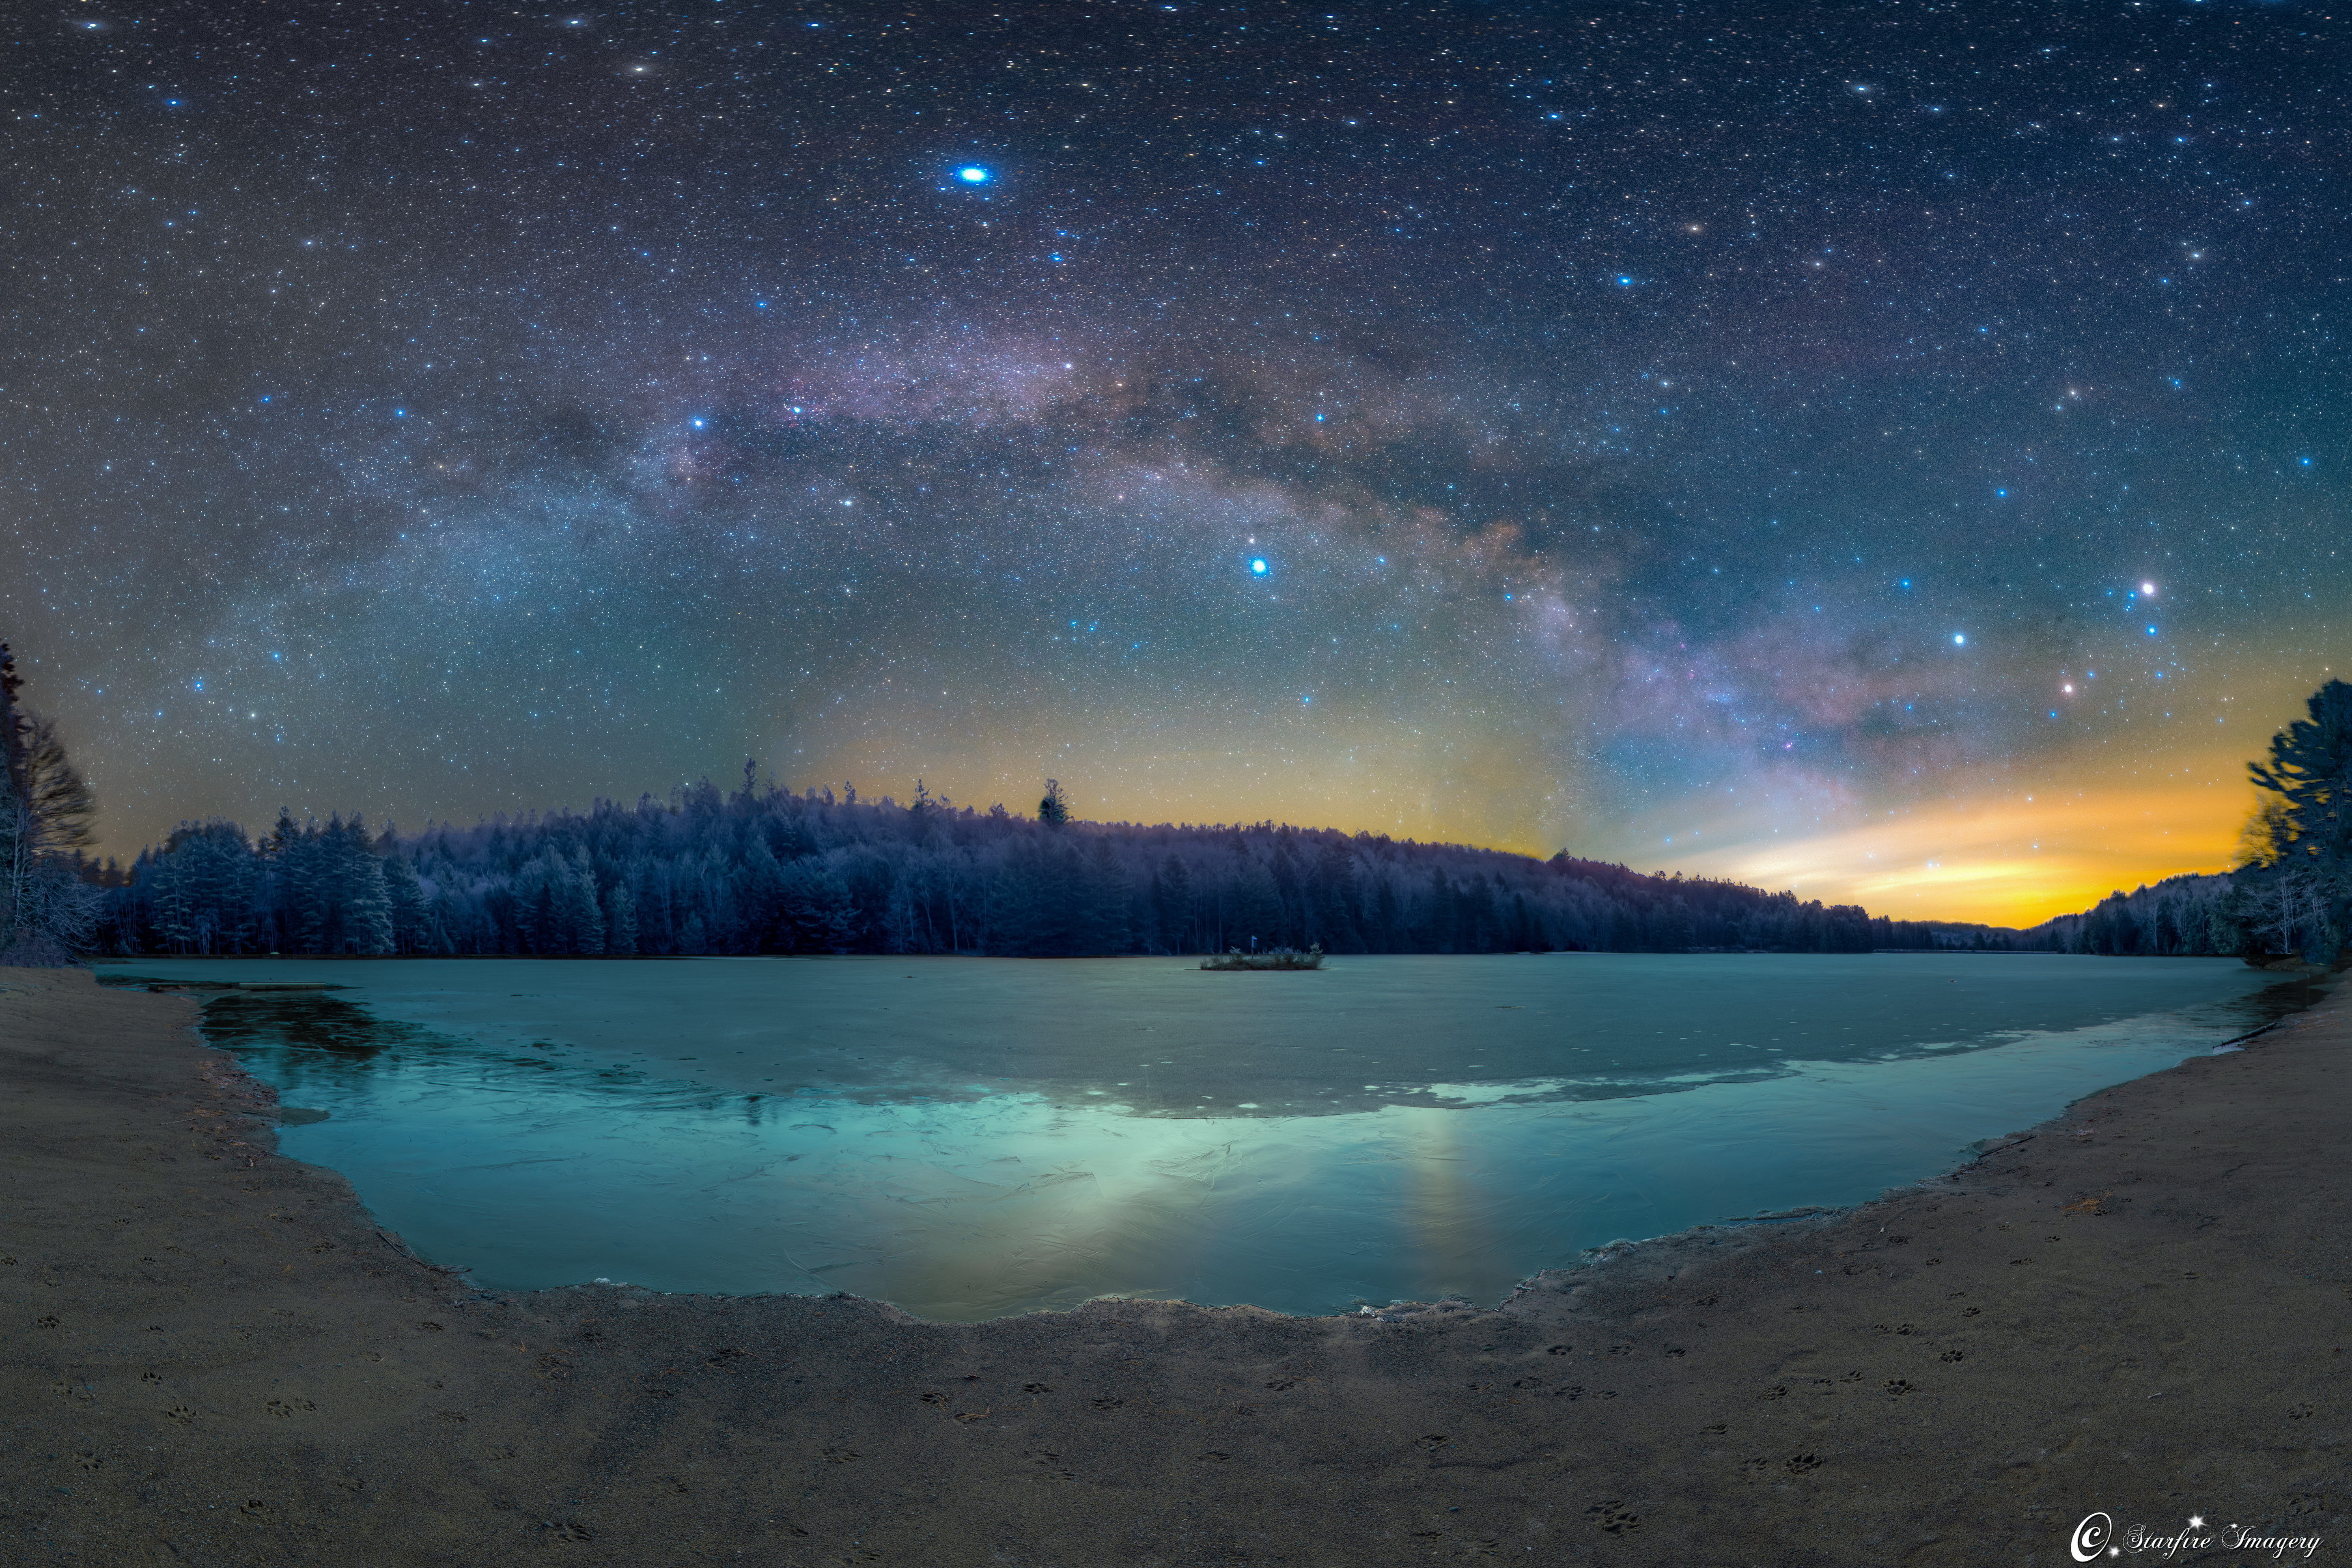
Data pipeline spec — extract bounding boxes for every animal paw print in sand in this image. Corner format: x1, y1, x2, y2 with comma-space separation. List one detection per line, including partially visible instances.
820, 1446, 857, 1465
164, 1404, 196, 1424
1883, 1379, 1915, 1398
841, 1551, 882, 1564
1962, 1306, 1982, 1318
1786, 1453, 1822, 1474
952, 1409, 991, 1424
1510, 1377, 1545, 1389
920, 1391, 950, 1406
1739, 1457, 1772, 1475
2288, 1494, 2328, 1516
1584, 1501, 1640, 1534
238, 1499, 271, 1518
1693, 1295, 1719, 1307
1873, 1322, 1917, 1337
704, 1346, 749, 1369
1552, 1386, 1586, 1402
663, 1478, 690, 1495
1414, 1434, 1450, 1451
1199, 1452, 1232, 1463
142, 1372, 162, 1386
1545, 1344, 1572, 1356
1091, 1397, 1123, 1411
1263, 1377, 1298, 1391
265, 1397, 316, 1418
1605, 1343, 1634, 1357
1940, 1350, 1966, 1363
545, 1522, 594, 1543
416, 1320, 444, 1333
1022, 1383, 1050, 1394
1025, 1450, 1080, 1482
1758, 1385, 1788, 1401
73, 1453, 103, 1471
35, 1315, 59, 1330
2289, 1403, 2317, 1420
309, 1241, 335, 1254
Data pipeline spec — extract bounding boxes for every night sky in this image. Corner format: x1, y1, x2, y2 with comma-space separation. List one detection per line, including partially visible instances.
6, 0, 2347, 923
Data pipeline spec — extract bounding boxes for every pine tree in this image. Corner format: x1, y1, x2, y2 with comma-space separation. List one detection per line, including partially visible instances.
1152, 854, 1193, 953
1036, 779, 1070, 827
0, 644, 102, 964
380, 849, 431, 953
2244, 679, 2352, 962
338, 818, 396, 955
603, 876, 639, 955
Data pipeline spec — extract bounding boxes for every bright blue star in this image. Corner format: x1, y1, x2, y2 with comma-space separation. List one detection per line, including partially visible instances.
1952, 633, 1966, 646
957, 166, 991, 184
1250, 558, 1269, 575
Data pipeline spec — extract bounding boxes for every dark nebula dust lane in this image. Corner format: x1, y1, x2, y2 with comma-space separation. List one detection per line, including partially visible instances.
6, 0, 2348, 920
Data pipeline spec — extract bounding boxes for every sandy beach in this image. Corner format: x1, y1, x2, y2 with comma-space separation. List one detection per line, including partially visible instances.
3, 965, 2344, 1566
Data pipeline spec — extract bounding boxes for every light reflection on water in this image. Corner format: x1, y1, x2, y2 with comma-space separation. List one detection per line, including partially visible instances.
99, 954, 2302, 1320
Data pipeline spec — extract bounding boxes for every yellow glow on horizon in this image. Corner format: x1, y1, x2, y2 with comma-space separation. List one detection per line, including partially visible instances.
1682, 781, 2247, 926
767, 663, 2335, 932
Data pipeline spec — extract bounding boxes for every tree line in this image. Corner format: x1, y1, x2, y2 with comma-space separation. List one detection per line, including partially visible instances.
13, 627, 2347, 966
92, 767, 1993, 959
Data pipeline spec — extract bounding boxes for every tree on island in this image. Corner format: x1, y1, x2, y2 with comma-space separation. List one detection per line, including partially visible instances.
0, 643, 103, 965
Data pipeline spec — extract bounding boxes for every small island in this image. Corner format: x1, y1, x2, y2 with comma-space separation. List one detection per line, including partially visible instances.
1200, 944, 1325, 971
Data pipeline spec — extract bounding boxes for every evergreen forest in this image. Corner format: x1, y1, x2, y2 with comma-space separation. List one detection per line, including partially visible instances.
93, 771, 1996, 959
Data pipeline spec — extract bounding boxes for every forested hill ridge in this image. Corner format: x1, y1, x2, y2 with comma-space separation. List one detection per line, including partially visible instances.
91, 775, 2013, 958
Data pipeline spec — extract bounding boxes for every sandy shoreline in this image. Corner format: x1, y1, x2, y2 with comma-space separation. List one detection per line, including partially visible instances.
4, 966, 2347, 1565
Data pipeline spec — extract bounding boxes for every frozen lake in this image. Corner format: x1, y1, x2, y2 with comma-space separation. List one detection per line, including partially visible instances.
99, 954, 2299, 1320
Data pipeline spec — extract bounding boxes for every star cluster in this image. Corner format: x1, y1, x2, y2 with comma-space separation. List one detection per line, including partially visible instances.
4, 0, 2347, 921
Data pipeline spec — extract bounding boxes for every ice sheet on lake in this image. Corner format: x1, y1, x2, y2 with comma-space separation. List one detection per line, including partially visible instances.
103, 954, 2300, 1321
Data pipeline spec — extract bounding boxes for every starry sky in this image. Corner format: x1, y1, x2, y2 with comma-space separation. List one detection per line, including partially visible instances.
5, 0, 2348, 924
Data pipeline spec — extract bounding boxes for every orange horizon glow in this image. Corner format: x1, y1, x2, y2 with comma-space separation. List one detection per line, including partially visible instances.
1664, 780, 2249, 928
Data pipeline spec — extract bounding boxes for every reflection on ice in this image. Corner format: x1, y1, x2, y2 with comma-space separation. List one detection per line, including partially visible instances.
99, 954, 2307, 1321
